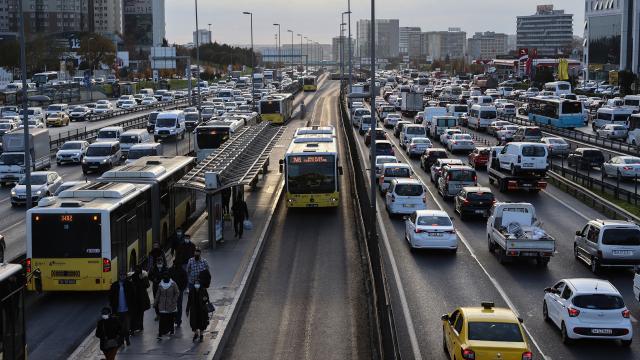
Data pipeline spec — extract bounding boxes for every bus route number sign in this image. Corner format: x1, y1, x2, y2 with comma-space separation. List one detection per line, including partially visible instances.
290, 156, 330, 164
60, 215, 73, 222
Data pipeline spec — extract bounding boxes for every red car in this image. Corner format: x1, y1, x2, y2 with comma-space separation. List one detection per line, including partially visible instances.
468, 147, 490, 169
365, 128, 387, 146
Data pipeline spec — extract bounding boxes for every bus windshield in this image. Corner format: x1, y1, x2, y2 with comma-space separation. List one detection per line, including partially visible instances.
31, 214, 102, 258
261, 101, 280, 114
197, 128, 229, 149
287, 155, 336, 194
303, 77, 316, 85
561, 102, 582, 114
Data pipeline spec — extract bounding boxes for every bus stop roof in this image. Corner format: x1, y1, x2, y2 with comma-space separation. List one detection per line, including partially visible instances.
176, 121, 285, 192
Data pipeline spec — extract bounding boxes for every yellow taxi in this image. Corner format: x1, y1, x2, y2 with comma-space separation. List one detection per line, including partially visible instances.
442, 302, 532, 360
46, 112, 69, 127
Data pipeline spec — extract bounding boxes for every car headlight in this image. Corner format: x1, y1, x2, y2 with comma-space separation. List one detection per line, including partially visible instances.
10, 189, 16, 196
101, 159, 108, 163
82, 158, 87, 164
35, 190, 42, 196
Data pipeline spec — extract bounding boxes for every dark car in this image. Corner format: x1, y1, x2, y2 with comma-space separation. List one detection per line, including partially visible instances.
420, 149, 448, 171
567, 148, 605, 169
365, 128, 387, 146
393, 121, 412, 138
454, 186, 495, 219
468, 147, 490, 169
146, 111, 160, 133
372, 140, 394, 157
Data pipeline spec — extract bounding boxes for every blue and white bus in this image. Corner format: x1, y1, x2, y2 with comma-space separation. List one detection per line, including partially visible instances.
543, 81, 572, 96
528, 97, 585, 128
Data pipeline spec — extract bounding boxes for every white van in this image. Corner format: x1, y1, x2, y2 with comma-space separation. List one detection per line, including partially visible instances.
467, 95, 493, 106
96, 126, 124, 143
429, 116, 458, 139
544, 81, 572, 96
119, 129, 152, 156
468, 104, 497, 131
593, 107, 633, 130
400, 124, 427, 147
423, 106, 447, 131
139, 88, 154, 96
446, 104, 468, 118
497, 142, 548, 175
623, 95, 640, 112
154, 110, 186, 141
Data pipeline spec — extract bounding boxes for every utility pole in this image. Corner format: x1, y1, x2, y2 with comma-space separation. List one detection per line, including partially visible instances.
273, 23, 281, 72
298, 34, 303, 72
18, 0, 32, 208
194, 0, 202, 110
288, 30, 294, 72
369, 0, 376, 235
348, 0, 353, 94
243, 11, 255, 108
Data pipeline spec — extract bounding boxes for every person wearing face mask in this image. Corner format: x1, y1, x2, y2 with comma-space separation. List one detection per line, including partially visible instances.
108, 271, 136, 346
186, 248, 210, 290
130, 265, 151, 333
173, 233, 196, 270
153, 271, 180, 340
185, 280, 210, 342
95, 307, 122, 360
169, 263, 188, 327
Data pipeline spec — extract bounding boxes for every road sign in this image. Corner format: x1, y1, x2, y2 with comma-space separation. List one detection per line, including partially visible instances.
153, 70, 159, 82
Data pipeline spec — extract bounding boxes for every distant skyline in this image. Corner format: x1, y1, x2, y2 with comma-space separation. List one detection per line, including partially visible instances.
166, 0, 584, 45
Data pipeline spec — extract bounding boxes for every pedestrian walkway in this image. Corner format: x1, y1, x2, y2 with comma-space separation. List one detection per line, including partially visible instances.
69, 158, 283, 359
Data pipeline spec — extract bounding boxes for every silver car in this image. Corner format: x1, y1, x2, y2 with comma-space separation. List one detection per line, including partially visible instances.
540, 137, 570, 157
56, 140, 89, 165
405, 137, 432, 158
11, 171, 62, 206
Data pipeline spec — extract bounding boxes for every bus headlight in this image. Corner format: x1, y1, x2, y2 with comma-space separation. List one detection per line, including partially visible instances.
331, 198, 337, 202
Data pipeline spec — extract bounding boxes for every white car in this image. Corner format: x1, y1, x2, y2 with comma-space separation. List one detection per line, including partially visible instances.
56, 140, 89, 165
440, 128, 462, 145
497, 142, 548, 175
543, 278, 632, 346
447, 134, 475, 153
119, 99, 137, 110
385, 178, 427, 215
496, 125, 520, 142
496, 102, 516, 116
596, 124, 628, 140
601, 156, 640, 179
93, 103, 113, 114
405, 137, 432, 158
141, 96, 158, 105
383, 113, 401, 128
375, 155, 398, 178
540, 137, 570, 157
404, 210, 457, 252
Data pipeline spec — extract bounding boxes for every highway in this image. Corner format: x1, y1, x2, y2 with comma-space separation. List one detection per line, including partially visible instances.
350, 98, 640, 359
223, 81, 372, 359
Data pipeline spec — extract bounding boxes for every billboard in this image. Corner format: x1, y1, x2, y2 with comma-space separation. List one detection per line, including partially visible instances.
116, 52, 130, 68
150, 47, 176, 69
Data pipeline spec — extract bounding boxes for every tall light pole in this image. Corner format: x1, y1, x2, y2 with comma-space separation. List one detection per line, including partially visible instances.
18, 0, 32, 208
342, 10, 349, 87
194, 0, 202, 110
273, 23, 281, 72
287, 29, 294, 72
208, 23, 212, 43
304, 37, 310, 73
347, 1, 353, 94
369, 0, 376, 237
297, 33, 303, 72
242, 11, 255, 106
340, 22, 346, 87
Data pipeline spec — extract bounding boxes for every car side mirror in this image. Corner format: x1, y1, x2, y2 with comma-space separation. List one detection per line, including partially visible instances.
441, 314, 449, 321
518, 317, 524, 323
575, 230, 582, 236
544, 287, 553, 293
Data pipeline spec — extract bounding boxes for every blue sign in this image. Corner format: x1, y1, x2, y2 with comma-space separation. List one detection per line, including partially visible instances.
84, 72, 91, 88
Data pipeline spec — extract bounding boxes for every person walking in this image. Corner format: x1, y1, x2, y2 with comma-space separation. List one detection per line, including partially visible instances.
174, 234, 196, 270
154, 271, 180, 340
231, 197, 249, 238
186, 248, 210, 289
95, 307, 122, 360
130, 265, 151, 333
108, 271, 135, 346
148, 243, 167, 299
169, 263, 188, 328
221, 188, 231, 216
185, 280, 210, 342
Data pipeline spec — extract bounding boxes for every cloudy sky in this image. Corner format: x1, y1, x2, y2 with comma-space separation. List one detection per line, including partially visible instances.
166, 0, 585, 45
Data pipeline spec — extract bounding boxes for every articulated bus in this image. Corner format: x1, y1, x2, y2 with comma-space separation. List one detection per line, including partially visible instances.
0, 263, 26, 360
280, 134, 342, 208
303, 76, 318, 91
26, 156, 196, 291
528, 97, 585, 128
195, 117, 247, 162
259, 93, 294, 124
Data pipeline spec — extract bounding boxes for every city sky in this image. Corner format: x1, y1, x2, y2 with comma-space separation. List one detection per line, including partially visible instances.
166, 0, 585, 45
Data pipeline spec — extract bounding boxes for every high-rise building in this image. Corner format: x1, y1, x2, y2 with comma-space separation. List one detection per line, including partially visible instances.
4, 0, 91, 35
584, 0, 640, 80
467, 31, 508, 60
92, 0, 123, 36
332, 36, 355, 63
422, 28, 467, 61
516, 5, 573, 57
193, 29, 212, 45
123, 0, 165, 49
356, 18, 399, 59
400, 26, 421, 55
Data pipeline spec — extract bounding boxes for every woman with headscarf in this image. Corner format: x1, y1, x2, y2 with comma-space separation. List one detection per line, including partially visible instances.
153, 271, 180, 340
95, 307, 122, 360
185, 279, 210, 342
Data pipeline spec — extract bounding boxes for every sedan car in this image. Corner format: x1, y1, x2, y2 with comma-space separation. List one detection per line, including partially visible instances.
440, 128, 462, 145
406, 137, 432, 158
447, 134, 475, 153
540, 137, 570, 157
383, 113, 402, 129
56, 140, 89, 165
543, 278, 632, 346
11, 171, 62, 206
420, 149, 448, 171
385, 178, 427, 215
68, 106, 92, 121
468, 147, 490, 169
442, 302, 532, 359
454, 186, 495, 219
496, 102, 516, 116
601, 156, 640, 179
93, 103, 113, 114
404, 210, 457, 251
119, 99, 137, 110
365, 128, 387, 146
487, 121, 511, 136
45, 112, 70, 127
141, 96, 158, 105
495, 125, 520, 142
430, 158, 464, 184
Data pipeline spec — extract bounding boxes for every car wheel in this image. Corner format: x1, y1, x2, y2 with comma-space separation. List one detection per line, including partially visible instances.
510, 164, 517, 176
561, 322, 573, 345
497, 248, 507, 264
488, 236, 495, 253
573, 245, 579, 259
590, 257, 600, 274
543, 301, 550, 322
621, 339, 633, 347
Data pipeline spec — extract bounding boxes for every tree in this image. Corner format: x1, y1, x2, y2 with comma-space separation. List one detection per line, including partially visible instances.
533, 67, 554, 88
76, 34, 116, 74
0, 40, 20, 69
618, 70, 637, 96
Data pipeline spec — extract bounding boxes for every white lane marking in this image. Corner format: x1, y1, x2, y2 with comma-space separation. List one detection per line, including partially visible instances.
0, 218, 25, 234
541, 189, 591, 221
352, 126, 423, 360
388, 129, 549, 360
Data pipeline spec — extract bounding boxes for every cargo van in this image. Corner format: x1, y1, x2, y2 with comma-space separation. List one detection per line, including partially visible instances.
468, 104, 497, 131
119, 129, 152, 156
154, 110, 186, 141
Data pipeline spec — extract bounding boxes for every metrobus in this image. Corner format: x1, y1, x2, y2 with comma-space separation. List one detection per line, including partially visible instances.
303, 76, 318, 91
32, 72, 58, 87
280, 134, 342, 208
259, 93, 294, 124
26, 156, 196, 291
294, 125, 336, 137
543, 81, 572, 96
527, 97, 584, 128
195, 117, 246, 161
0, 263, 26, 360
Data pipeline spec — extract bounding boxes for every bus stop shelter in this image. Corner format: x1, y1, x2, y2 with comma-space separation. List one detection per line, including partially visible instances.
176, 122, 285, 248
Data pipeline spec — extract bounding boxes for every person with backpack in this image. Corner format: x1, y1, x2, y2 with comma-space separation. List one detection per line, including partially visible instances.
95, 307, 122, 360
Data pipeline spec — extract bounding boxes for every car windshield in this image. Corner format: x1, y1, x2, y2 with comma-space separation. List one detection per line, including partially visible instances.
86, 146, 112, 156
481, 111, 497, 119
406, 127, 425, 134
572, 294, 625, 310
547, 138, 566, 144
376, 158, 396, 165
467, 322, 524, 342
467, 192, 494, 201
412, 138, 430, 144
98, 130, 118, 139
417, 216, 451, 226
120, 135, 139, 143
601, 228, 640, 246
185, 114, 200, 121
156, 118, 176, 127
526, 128, 542, 136
522, 145, 546, 157
0, 153, 24, 165
583, 150, 603, 159
395, 184, 423, 196
614, 114, 631, 121
20, 174, 47, 185
0, 124, 12, 130
384, 167, 410, 177
623, 157, 640, 164
61, 142, 82, 150
47, 106, 63, 111
448, 169, 475, 181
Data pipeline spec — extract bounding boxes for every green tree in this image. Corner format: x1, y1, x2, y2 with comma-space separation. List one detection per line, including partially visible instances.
76, 34, 116, 74
533, 67, 554, 89
0, 40, 20, 69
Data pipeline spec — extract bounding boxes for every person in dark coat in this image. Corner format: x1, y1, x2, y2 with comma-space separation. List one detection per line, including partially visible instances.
169, 263, 188, 327
174, 234, 196, 269
185, 280, 210, 342
231, 197, 249, 238
95, 307, 122, 360
221, 188, 231, 215
108, 271, 136, 346
130, 265, 151, 333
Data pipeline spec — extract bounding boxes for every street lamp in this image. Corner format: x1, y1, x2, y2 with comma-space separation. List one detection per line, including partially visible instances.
369, 0, 376, 239
304, 36, 310, 73
346, 2, 353, 94
340, 22, 346, 86
17, 0, 32, 208
242, 11, 255, 106
208, 23, 212, 44
273, 23, 281, 71
287, 29, 294, 71
297, 33, 303, 72
194, 0, 202, 110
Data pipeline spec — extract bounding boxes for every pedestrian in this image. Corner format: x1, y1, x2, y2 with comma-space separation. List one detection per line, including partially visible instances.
154, 271, 180, 340
108, 272, 135, 346
148, 243, 167, 272
95, 307, 122, 360
231, 197, 249, 238
174, 234, 196, 269
186, 248, 210, 289
130, 265, 151, 333
185, 280, 210, 342
221, 188, 231, 216
169, 263, 188, 328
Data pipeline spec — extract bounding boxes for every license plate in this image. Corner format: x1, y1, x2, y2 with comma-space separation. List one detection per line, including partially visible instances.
403, 204, 415, 208
306, 203, 318, 208
613, 250, 633, 256
428, 232, 443, 237
89, 166, 98, 169
475, 210, 484, 214
160, 134, 168, 138
522, 163, 533, 167
455, 184, 462, 188
58, 279, 76, 284
520, 252, 538, 257
591, 328, 613, 335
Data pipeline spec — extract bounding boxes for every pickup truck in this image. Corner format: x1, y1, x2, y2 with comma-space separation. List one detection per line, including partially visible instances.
486, 202, 555, 266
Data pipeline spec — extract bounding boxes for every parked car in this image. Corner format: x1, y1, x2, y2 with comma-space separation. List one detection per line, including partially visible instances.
56, 140, 89, 165
454, 186, 495, 219
567, 148, 605, 169
420, 149, 448, 171
601, 156, 640, 179
11, 171, 62, 206
384, 178, 427, 215
404, 210, 457, 252
467, 147, 490, 169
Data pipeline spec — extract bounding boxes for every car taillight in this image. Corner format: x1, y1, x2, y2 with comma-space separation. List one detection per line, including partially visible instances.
415, 228, 423, 233
26, 258, 31, 273
567, 307, 580, 317
461, 348, 475, 360
623, 166, 632, 170
473, 175, 477, 182
462, 199, 470, 205
622, 309, 630, 318
379, 176, 384, 185
102, 258, 111, 272
522, 351, 533, 360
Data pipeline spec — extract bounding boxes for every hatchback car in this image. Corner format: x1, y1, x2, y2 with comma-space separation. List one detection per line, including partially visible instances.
567, 148, 605, 170
454, 186, 495, 219
430, 158, 464, 184
56, 140, 89, 165
406, 137, 432, 158
513, 126, 543, 142
365, 128, 387, 146
378, 162, 412, 193
11, 171, 62, 206
597, 124, 628, 140
468, 147, 490, 169
372, 140, 395, 158
437, 165, 477, 199
46, 112, 70, 127
384, 178, 427, 215
404, 210, 457, 251
420, 149, 448, 171
383, 113, 402, 128
574, 219, 640, 273
543, 278, 632, 346
440, 128, 462, 145
375, 155, 398, 178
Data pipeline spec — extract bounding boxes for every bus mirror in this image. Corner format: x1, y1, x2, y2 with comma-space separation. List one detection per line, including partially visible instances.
33, 268, 43, 293
279, 160, 284, 173
338, 166, 343, 175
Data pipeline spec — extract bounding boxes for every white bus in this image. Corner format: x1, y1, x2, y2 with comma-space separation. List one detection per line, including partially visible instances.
32, 72, 58, 87
543, 81, 572, 96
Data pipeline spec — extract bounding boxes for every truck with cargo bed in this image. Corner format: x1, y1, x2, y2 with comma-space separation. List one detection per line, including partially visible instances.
0, 128, 50, 185
400, 92, 424, 117
487, 146, 547, 193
